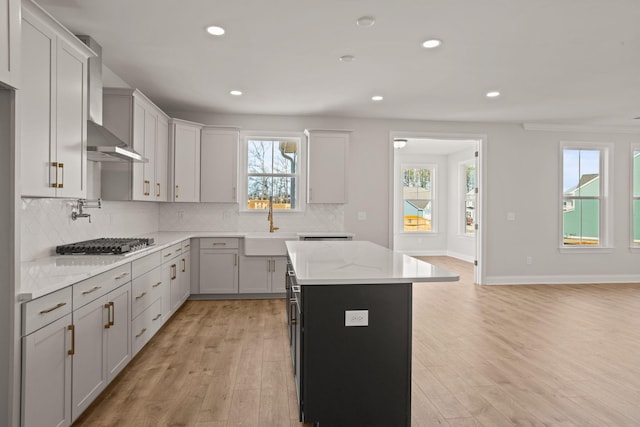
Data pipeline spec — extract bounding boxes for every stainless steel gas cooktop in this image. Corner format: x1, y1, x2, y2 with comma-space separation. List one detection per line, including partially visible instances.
55, 237, 155, 255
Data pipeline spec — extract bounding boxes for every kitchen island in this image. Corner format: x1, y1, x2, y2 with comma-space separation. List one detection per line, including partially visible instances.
285, 240, 459, 426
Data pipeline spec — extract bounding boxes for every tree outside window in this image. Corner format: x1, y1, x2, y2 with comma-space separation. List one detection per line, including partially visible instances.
247, 138, 298, 210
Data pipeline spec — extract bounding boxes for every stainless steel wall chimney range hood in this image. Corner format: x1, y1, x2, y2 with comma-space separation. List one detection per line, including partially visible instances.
78, 35, 147, 163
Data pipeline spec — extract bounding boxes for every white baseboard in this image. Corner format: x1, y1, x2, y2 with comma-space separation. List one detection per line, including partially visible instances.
446, 251, 475, 263
484, 274, 640, 285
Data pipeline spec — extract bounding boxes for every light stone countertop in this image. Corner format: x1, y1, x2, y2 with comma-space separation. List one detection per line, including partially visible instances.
286, 240, 459, 285
19, 231, 355, 301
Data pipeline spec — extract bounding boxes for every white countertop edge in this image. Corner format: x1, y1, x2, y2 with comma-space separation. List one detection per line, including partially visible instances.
19, 231, 353, 301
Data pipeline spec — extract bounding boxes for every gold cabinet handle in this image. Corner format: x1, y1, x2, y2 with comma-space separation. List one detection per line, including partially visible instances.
59, 163, 64, 188
233, 254, 238, 266
290, 300, 297, 325
51, 162, 64, 188
81, 286, 101, 295
114, 272, 129, 280
135, 328, 147, 338
182, 258, 186, 273
152, 281, 162, 288
156, 182, 161, 197
144, 180, 151, 196
152, 313, 162, 321
68, 324, 75, 355
110, 301, 115, 326
51, 162, 58, 188
135, 292, 147, 300
171, 264, 177, 280
39, 302, 67, 314
104, 302, 112, 328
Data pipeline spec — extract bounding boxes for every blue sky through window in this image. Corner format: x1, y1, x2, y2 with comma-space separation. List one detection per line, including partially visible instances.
563, 149, 600, 193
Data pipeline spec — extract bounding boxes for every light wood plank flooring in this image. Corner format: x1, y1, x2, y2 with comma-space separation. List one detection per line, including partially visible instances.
74, 257, 640, 426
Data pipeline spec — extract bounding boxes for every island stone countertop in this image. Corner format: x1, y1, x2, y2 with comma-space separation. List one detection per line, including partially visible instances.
285, 240, 459, 285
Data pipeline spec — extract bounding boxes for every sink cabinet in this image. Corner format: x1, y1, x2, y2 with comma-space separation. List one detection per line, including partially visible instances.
239, 256, 287, 294
21, 0, 93, 198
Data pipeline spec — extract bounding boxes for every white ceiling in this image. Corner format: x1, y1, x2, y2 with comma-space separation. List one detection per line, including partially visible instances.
39, 0, 640, 127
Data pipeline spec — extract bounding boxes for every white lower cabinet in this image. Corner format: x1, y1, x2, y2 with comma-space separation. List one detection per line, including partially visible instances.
71, 282, 131, 421
132, 297, 162, 356
198, 238, 239, 294
22, 314, 73, 427
179, 244, 191, 302
239, 256, 287, 294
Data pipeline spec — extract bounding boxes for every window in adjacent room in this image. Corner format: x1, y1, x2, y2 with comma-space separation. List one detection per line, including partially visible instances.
402, 165, 436, 232
561, 143, 611, 248
461, 161, 476, 235
242, 134, 303, 211
632, 148, 640, 247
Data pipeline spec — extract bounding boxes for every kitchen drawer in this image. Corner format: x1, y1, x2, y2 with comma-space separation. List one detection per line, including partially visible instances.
131, 266, 162, 319
132, 251, 162, 279
132, 297, 162, 356
161, 243, 182, 262
200, 237, 238, 249
22, 287, 73, 336
73, 263, 131, 308
181, 239, 192, 252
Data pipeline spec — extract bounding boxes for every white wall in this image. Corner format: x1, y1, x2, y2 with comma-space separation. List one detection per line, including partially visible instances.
167, 110, 640, 284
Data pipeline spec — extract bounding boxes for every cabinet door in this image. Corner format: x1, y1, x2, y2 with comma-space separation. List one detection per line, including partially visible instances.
173, 122, 201, 202
143, 108, 157, 201
20, 12, 56, 197
180, 251, 191, 302
168, 258, 182, 312
71, 296, 108, 421
22, 314, 72, 427
131, 99, 147, 200
106, 283, 131, 381
239, 256, 271, 294
155, 114, 169, 201
0, 0, 20, 88
199, 249, 239, 293
271, 257, 288, 293
307, 131, 349, 203
55, 37, 87, 199
200, 128, 238, 203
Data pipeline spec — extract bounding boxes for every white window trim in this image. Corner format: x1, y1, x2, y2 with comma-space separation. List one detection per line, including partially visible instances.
399, 163, 437, 234
459, 159, 476, 237
630, 144, 640, 252
239, 130, 306, 213
558, 141, 614, 252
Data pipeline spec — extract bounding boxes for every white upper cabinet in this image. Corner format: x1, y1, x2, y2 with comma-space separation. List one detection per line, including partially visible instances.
305, 129, 350, 204
101, 88, 170, 201
200, 127, 239, 203
20, 0, 93, 198
170, 119, 202, 203
0, 0, 20, 88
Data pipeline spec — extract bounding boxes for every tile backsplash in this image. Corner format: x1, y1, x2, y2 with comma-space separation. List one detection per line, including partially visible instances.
159, 203, 344, 233
21, 198, 160, 261
21, 199, 344, 261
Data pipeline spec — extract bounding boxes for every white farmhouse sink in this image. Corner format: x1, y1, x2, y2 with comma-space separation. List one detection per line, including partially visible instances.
244, 232, 299, 256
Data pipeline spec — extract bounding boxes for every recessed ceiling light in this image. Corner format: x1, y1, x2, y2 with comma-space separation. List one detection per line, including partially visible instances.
206, 25, 225, 36
371, 95, 383, 101
422, 39, 442, 49
356, 16, 375, 27
230, 90, 242, 96
339, 55, 355, 62
486, 91, 500, 98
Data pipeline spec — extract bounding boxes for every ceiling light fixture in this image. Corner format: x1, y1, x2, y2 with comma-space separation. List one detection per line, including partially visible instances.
422, 39, 442, 49
206, 25, 225, 36
371, 95, 383, 101
486, 91, 500, 98
394, 139, 408, 149
356, 16, 375, 27
230, 90, 242, 96
339, 55, 355, 62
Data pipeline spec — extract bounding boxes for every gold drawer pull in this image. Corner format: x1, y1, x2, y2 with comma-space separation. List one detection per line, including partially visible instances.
68, 324, 75, 355
152, 314, 162, 321
81, 286, 101, 295
39, 302, 67, 314
164, 253, 172, 258
114, 272, 129, 280
152, 282, 162, 288
212, 242, 226, 246
135, 292, 147, 300
135, 328, 147, 338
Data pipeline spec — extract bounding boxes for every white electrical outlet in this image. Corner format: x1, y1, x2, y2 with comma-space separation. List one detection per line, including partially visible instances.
357, 212, 367, 221
345, 310, 369, 327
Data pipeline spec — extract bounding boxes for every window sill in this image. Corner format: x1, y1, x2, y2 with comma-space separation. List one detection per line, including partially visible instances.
629, 246, 640, 254
559, 247, 614, 254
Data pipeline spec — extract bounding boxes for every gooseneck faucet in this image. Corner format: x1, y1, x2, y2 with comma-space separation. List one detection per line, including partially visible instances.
268, 196, 279, 233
